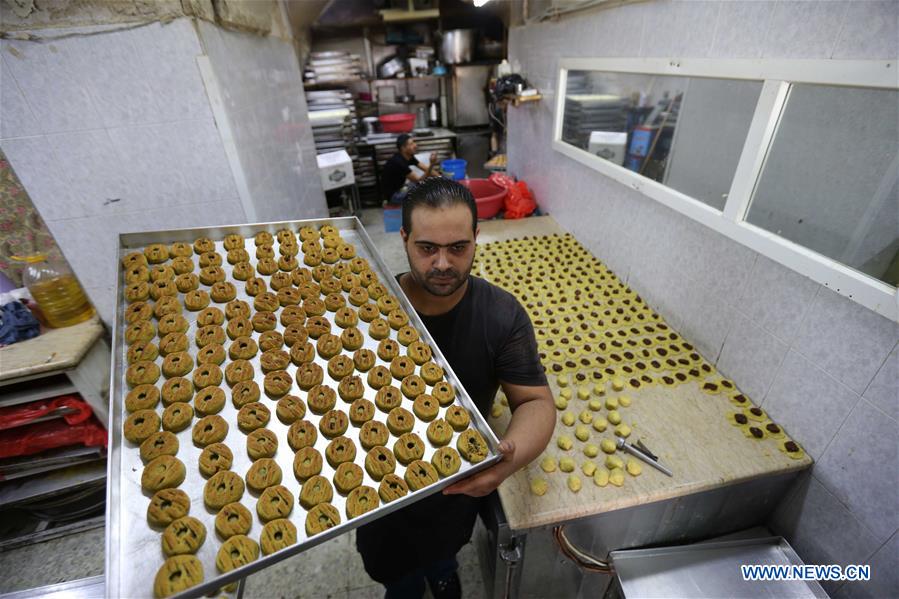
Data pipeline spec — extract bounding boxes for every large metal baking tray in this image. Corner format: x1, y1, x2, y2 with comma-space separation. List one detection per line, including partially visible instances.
105, 217, 502, 599
610, 536, 828, 598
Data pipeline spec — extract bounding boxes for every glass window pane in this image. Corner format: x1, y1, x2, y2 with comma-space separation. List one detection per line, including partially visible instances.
562, 71, 762, 209
747, 84, 899, 287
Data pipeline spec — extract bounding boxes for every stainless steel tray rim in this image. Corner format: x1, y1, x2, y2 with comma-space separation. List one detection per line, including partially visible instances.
107, 216, 501, 599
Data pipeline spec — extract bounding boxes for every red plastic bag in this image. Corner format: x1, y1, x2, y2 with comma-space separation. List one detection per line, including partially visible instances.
0, 416, 107, 459
488, 173, 536, 219
0, 395, 93, 431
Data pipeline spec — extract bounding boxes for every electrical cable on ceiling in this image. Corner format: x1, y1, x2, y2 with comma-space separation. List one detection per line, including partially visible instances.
0, 16, 177, 42
525, 0, 646, 24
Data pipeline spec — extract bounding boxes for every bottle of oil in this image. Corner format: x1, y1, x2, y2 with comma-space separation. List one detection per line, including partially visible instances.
13, 254, 95, 328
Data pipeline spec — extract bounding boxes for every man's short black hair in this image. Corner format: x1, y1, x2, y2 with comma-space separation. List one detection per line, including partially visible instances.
402, 177, 478, 235
396, 134, 412, 150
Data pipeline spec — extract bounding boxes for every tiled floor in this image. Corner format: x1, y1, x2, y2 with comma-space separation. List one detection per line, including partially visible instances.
0, 209, 490, 599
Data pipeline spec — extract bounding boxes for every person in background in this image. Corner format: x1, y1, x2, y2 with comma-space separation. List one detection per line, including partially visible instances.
356, 177, 555, 598
382, 134, 439, 206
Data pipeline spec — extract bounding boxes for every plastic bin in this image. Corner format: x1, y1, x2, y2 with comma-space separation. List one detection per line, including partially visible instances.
384, 207, 402, 233
379, 113, 415, 133
441, 159, 467, 181
460, 179, 507, 219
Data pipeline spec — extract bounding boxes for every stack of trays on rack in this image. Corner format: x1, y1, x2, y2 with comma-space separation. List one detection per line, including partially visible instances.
562, 94, 628, 150
304, 51, 364, 84
306, 89, 358, 155
353, 155, 377, 204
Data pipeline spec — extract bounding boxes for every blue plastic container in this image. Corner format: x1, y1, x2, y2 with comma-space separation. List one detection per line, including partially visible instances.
384, 207, 402, 233
441, 159, 467, 181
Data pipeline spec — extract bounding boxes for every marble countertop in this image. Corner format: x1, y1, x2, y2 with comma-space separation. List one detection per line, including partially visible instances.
0, 316, 105, 383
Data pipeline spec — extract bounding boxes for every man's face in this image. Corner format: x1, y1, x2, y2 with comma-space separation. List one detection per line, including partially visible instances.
402, 138, 418, 155
401, 203, 477, 297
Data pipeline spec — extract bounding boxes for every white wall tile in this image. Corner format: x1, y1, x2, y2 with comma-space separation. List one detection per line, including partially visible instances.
85, 285, 115, 327
815, 399, 899, 544
717, 312, 789, 403
762, 0, 848, 59
862, 344, 898, 422
770, 476, 881, 594
793, 287, 899, 395
46, 128, 135, 218
1, 36, 104, 133
711, 1, 776, 58
763, 350, 859, 458
0, 136, 78, 223
736, 255, 819, 343
0, 56, 40, 139
832, 0, 899, 60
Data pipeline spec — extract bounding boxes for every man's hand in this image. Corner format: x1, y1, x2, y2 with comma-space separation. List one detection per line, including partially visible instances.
429, 151, 438, 165
442, 439, 517, 497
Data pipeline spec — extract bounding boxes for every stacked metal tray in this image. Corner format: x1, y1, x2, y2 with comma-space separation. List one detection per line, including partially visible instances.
106, 217, 501, 599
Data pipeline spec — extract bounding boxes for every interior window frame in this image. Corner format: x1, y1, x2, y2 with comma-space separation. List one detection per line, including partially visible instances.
552, 57, 899, 322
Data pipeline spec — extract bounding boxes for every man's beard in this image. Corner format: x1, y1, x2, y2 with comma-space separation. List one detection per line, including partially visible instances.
408, 258, 473, 298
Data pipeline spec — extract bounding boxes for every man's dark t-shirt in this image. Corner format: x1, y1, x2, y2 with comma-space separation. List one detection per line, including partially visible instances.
356, 275, 547, 583
381, 152, 419, 202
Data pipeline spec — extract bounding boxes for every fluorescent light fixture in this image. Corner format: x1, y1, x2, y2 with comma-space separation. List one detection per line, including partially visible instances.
474, 0, 492, 6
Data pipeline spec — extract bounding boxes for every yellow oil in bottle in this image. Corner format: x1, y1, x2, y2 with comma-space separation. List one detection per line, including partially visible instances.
12, 254, 96, 328
28, 274, 95, 327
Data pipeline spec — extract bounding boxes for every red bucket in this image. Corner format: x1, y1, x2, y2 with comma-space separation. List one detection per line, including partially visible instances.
460, 178, 507, 219
379, 113, 415, 133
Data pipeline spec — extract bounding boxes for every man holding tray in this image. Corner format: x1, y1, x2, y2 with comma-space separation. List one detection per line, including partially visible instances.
356, 177, 555, 598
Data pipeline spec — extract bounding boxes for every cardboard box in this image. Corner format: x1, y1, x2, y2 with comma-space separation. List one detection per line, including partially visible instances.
317, 150, 355, 191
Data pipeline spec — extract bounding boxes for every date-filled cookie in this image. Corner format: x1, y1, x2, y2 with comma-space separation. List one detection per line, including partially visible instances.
400, 375, 426, 399
162, 402, 193, 433
237, 401, 270, 431
305, 504, 341, 537
276, 395, 306, 424
216, 534, 259, 575
287, 419, 317, 451
378, 474, 409, 504
192, 415, 228, 447
141, 431, 179, 463
432, 446, 461, 477
204, 471, 245, 510
162, 516, 206, 556
432, 381, 456, 406
366, 366, 391, 390
299, 475, 333, 509
231, 381, 261, 408
247, 428, 278, 460
256, 485, 294, 522
393, 433, 424, 466
260, 518, 297, 555
126, 384, 160, 413
153, 555, 203, 599
147, 488, 190, 528
353, 348, 376, 372
319, 409, 348, 439
404, 459, 439, 492
359, 421, 389, 450
142, 455, 186, 492
412, 394, 439, 422
198, 443, 232, 478
161, 377, 193, 406
426, 419, 453, 447
457, 429, 488, 464
296, 363, 324, 391
245, 458, 282, 493
325, 436, 356, 468
364, 446, 396, 481
293, 446, 323, 482
386, 407, 414, 436
346, 485, 379, 519
124, 409, 160, 444
215, 502, 252, 539
349, 398, 375, 426
446, 405, 471, 432
194, 386, 225, 416
308, 384, 337, 414
338, 376, 365, 403
126, 360, 160, 388
333, 462, 363, 495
